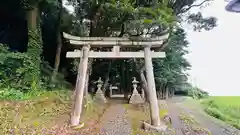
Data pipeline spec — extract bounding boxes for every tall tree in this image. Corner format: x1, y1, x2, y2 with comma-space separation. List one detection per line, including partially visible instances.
20, 0, 60, 88
154, 27, 191, 98
52, 0, 63, 82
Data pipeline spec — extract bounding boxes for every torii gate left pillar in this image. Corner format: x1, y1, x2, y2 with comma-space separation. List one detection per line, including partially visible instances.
70, 45, 90, 126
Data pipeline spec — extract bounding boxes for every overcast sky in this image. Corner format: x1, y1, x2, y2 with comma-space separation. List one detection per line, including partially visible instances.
63, 0, 240, 96
186, 0, 240, 96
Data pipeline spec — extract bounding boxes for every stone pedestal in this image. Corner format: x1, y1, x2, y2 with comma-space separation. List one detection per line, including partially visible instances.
95, 88, 107, 103
94, 77, 107, 103
129, 77, 144, 104
142, 121, 167, 132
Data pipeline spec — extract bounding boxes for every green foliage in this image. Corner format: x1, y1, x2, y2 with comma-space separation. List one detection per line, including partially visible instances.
40, 61, 72, 89
154, 27, 190, 90
0, 87, 44, 100
0, 44, 37, 91
187, 87, 209, 99
0, 43, 69, 93
0, 88, 25, 100
68, 0, 175, 37
187, 12, 217, 31
70, 59, 80, 74
27, 28, 43, 90
180, 83, 209, 99
21, 0, 58, 9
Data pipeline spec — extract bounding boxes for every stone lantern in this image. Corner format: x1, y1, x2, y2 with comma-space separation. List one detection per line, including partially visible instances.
94, 77, 107, 103
132, 77, 139, 89
129, 77, 144, 104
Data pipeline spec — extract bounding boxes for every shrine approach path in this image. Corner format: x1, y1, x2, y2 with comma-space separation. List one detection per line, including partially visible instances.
99, 98, 132, 135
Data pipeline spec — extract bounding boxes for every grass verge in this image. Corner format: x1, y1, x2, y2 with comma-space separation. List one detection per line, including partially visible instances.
0, 90, 108, 134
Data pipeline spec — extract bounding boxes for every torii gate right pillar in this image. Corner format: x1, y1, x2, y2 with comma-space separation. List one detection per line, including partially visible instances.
144, 45, 161, 126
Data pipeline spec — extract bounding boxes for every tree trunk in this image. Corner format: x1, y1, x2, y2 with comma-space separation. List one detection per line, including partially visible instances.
27, 6, 38, 29
163, 84, 167, 99
169, 88, 172, 98
169, 88, 174, 98
26, 5, 42, 87
144, 46, 161, 126
165, 87, 169, 100
172, 88, 175, 97
159, 84, 164, 99
52, 0, 63, 82
125, 61, 130, 99
139, 69, 149, 102
120, 60, 125, 95
52, 32, 62, 81
71, 46, 90, 126
134, 59, 149, 102
103, 60, 112, 93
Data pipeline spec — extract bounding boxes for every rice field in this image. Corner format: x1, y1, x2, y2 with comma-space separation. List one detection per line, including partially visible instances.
201, 96, 240, 129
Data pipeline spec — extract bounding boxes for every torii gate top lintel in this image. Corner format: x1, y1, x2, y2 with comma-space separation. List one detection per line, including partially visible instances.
63, 32, 169, 48
63, 32, 169, 58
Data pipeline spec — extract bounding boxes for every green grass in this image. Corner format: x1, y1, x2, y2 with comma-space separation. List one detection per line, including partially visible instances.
202, 96, 240, 129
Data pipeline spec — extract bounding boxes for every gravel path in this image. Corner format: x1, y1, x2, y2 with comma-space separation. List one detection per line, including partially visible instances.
168, 97, 240, 135
99, 104, 132, 135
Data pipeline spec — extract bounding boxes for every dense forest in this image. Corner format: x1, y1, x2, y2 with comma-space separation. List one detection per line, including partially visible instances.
0, 0, 217, 99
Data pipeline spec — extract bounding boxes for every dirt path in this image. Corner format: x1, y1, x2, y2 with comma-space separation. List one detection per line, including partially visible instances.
167, 97, 240, 135
99, 100, 132, 135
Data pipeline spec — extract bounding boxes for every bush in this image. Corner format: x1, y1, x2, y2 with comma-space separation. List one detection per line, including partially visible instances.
187, 87, 209, 99
0, 44, 37, 91
0, 88, 25, 100
40, 61, 72, 90
0, 45, 71, 93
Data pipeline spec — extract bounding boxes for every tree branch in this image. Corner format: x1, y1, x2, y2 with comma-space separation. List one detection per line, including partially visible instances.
180, 0, 212, 14
118, 23, 125, 37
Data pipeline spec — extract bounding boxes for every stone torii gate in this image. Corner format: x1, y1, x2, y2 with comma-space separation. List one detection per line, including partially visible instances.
63, 32, 169, 128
